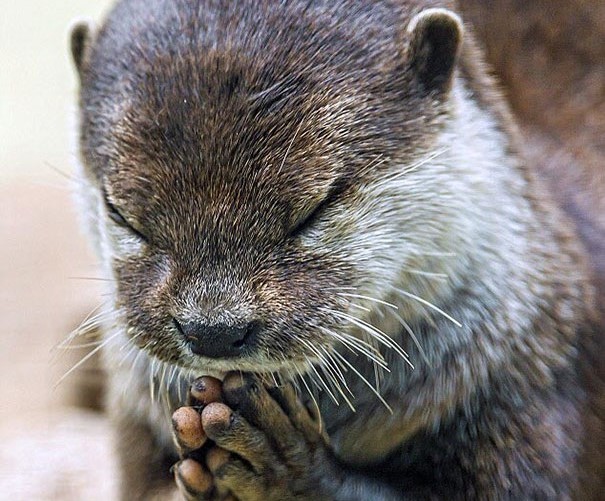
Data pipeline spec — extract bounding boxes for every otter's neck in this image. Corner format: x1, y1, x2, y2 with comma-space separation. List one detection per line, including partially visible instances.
367, 80, 541, 348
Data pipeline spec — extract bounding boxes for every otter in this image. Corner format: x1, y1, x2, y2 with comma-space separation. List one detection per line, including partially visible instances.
70, 0, 602, 499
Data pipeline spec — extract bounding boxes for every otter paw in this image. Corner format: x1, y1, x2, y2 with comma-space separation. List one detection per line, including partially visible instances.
172, 406, 207, 453
199, 372, 338, 501
172, 377, 236, 500
172, 376, 223, 455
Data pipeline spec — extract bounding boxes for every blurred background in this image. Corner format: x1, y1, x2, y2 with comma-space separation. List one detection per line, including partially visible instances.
1, 1, 117, 498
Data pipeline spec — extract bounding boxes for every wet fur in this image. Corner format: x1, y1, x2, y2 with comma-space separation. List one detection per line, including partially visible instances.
72, 0, 601, 499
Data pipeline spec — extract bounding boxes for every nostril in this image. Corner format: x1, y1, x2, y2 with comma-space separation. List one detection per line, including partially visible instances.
226, 323, 251, 349
232, 335, 247, 349
231, 323, 252, 349
173, 318, 196, 342
173, 318, 185, 335
173, 318, 203, 346
231, 321, 261, 349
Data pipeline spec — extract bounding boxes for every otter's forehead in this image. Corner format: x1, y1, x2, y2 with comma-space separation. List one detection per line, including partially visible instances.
101, 51, 369, 252
83, 0, 450, 248
83, 0, 438, 173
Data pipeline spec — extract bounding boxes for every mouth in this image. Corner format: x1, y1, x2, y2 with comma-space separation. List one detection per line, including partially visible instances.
181, 353, 315, 378
144, 351, 315, 408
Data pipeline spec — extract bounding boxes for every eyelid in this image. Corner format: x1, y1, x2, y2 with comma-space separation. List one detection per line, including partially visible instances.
288, 195, 332, 238
288, 178, 348, 237
102, 188, 148, 242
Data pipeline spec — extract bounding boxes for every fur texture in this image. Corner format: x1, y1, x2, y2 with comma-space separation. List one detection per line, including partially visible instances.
72, 0, 601, 499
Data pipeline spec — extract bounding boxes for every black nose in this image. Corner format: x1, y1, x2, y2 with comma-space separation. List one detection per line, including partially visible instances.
174, 319, 258, 358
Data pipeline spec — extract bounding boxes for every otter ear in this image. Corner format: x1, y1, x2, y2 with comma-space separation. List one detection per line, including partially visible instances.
70, 20, 94, 78
406, 8, 463, 94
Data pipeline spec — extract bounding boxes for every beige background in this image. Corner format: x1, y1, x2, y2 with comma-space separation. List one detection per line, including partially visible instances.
1, 1, 118, 498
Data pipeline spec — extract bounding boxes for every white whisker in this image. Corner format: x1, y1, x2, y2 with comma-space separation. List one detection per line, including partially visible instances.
393, 287, 462, 327
391, 310, 431, 367
294, 365, 323, 435
332, 350, 392, 413
329, 309, 413, 368
55, 329, 121, 387
320, 324, 390, 370
317, 346, 356, 412
336, 292, 398, 310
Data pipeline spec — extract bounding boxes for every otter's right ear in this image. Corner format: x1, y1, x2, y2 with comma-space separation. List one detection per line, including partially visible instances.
406, 8, 464, 94
70, 20, 95, 79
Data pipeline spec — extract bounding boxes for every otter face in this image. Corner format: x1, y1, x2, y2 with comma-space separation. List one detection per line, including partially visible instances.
72, 4, 462, 376
97, 95, 358, 374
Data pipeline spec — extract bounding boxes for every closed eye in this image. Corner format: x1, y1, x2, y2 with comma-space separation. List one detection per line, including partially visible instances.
287, 177, 349, 238
102, 188, 148, 242
287, 196, 333, 238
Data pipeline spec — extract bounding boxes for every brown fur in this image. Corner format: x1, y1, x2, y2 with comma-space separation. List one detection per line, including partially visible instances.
459, 1, 605, 496
71, 1, 602, 499
459, 0, 605, 299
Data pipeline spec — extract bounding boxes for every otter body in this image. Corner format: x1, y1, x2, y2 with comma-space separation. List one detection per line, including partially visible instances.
71, 0, 601, 499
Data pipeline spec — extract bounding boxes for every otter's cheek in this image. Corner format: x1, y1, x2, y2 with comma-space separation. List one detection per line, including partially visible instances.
105, 222, 146, 257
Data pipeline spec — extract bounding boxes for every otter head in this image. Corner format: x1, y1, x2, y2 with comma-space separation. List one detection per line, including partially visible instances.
70, 4, 463, 378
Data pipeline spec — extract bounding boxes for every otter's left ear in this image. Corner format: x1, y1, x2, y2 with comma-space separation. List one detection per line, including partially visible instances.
406, 8, 464, 94
70, 20, 95, 79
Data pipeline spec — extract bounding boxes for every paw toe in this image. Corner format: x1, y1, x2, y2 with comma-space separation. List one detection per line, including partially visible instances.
172, 407, 206, 451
